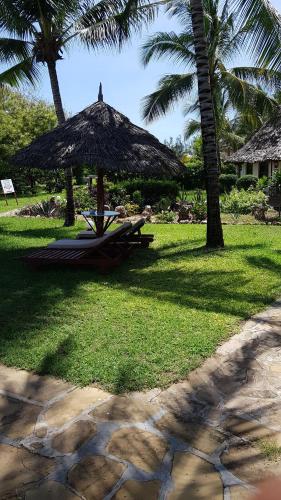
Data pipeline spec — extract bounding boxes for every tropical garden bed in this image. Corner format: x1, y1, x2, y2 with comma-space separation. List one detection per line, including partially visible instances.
1, 216, 281, 392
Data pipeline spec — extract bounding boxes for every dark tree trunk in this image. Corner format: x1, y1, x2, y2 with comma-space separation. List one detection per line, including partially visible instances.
190, 0, 224, 248
47, 61, 75, 227
96, 169, 105, 237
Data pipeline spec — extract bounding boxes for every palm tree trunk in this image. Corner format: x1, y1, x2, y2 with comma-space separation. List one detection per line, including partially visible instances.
96, 168, 105, 237
47, 61, 75, 227
190, 0, 224, 248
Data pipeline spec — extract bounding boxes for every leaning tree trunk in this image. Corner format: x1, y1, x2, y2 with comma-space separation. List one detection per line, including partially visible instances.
47, 61, 75, 227
190, 0, 224, 248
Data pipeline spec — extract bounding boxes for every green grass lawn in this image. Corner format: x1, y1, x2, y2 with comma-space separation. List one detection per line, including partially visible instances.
0, 191, 62, 213
1, 217, 281, 393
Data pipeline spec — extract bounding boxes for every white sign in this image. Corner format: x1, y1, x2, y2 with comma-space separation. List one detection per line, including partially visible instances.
1, 179, 15, 194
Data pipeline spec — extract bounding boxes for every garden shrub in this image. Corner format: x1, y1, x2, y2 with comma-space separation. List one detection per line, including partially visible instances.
73, 186, 95, 212
236, 175, 258, 190
219, 174, 238, 193
191, 189, 207, 221
112, 179, 180, 205
223, 188, 268, 216
19, 196, 66, 218
131, 190, 143, 206
257, 176, 269, 191
156, 210, 177, 223
124, 202, 140, 215
270, 171, 281, 191
108, 185, 130, 207
181, 159, 205, 190
221, 163, 237, 175
155, 197, 172, 212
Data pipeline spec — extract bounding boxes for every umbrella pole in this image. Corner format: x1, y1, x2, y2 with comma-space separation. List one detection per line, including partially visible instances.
96, 168, 105, 237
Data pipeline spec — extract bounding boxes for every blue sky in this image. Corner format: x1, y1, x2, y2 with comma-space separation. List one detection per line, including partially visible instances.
27, 0, 281, 142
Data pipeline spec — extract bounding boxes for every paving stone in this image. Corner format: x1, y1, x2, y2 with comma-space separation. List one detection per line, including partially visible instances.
113, 480, 161, 499
44, 387, 109, 427
0, 395, 41, 439
229, 485, 251, 499
91, 395, 159, 422
0, 444, 54, 497
222, 442, 281, 484
223, 416, 281, 444
25, 480, 79, 499
224, 396, 273, 420
107, 428, 167, 473
265, 363, 281, 374
68, 455, 126, 499
34, 424, 48, 438
167, 452, 223, 499
0, 364, 72, 402
52, 419, 97, 454
155, 413, 225, 454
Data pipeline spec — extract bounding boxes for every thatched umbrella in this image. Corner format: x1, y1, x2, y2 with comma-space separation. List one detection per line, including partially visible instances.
228, 111, 281, 164
12, 85, 185, 233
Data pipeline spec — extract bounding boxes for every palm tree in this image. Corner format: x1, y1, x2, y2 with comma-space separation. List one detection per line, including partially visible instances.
0, 0, 157, 226
188, 0, 223, 247
142, 0, 280, 139
142, 0, 281, 247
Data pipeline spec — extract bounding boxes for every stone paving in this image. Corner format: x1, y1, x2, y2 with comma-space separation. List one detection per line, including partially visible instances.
2, 301, 281, 498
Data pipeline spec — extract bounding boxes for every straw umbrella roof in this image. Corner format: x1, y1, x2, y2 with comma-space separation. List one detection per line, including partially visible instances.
228, 110, 281, 164
12, 95, 185, 177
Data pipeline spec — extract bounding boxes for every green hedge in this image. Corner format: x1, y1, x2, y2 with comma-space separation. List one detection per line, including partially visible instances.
110, 179, 180, 205
219, 174, 238, 193
237, 175, 258, 190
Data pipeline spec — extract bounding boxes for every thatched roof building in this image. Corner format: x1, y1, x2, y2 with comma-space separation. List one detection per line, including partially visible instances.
228, 112, 281, 164
12, 98, 184, 178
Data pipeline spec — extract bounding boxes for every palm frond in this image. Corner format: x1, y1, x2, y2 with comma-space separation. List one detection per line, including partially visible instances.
184, 119, 201, 139
141, 31, 195, 67
0, 57, 40, 87
75, 0, 158, 49
0, 38, 33, 64
220, 68, 278, 117
142, 72, 196, 122
231, 66, 281, 92
233, 0, 281, 69
0, 0, 37, 38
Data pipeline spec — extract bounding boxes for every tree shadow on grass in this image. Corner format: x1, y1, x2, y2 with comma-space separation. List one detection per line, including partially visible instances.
0, 227, 280, 389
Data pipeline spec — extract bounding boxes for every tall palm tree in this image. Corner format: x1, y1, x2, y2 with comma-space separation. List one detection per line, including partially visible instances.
142, 0, 281, 247
142, 0, 280, 138
0, 0, 156, 225
188, 0, 223, 247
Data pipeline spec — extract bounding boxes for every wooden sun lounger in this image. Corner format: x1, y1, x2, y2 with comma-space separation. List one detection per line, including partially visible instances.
22, 223, 133, 272
77, 218, 154, 247
122, 218, 154, 247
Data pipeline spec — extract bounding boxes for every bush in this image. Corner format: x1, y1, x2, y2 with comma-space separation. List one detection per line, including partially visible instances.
219, 174, 238, 193
73, 186, 95, 212
131, 190, 143, 206
19, 196, 66, 218
223, 188, 268, 216
236, 175, 258, 190
181, 159, 205, 190
111, 179, 180, 205
154, 197, 171, 213
221, 163, 237, 175
109, 186, 130, 207
156, 210, 177, 223
270, 171, 281, 191
124, 202, 140, 216
191, 189, 207, 221
257, 176, 269, 191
